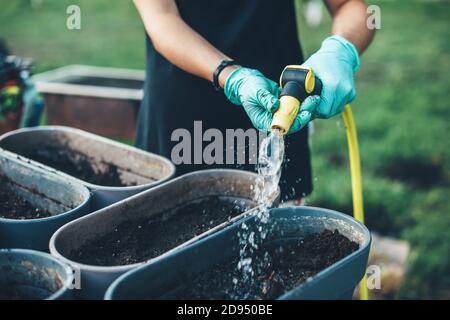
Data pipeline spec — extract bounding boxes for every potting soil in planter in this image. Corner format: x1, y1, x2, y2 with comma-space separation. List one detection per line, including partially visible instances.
69, 196, 254, 266
0, 176, 52, 220
0, 262, 63, 300
21, 144, 137, 187
171, 229, 359, 300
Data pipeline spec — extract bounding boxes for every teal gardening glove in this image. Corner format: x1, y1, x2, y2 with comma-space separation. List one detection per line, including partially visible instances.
224, 67, 280, 131
224, 35, 359, 132
303, 35, 360, 119
224, 67, 318, 133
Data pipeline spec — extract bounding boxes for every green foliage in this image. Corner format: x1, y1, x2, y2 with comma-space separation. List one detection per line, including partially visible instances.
0, 0, 146, 73
296, 0, 450, 298
1, 0, 449, 298
399, 188, 450, 299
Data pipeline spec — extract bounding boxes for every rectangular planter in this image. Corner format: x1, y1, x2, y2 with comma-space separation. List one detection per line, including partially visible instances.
49, 169, 278, 299
33, 65, 144, 140
0, 249, 74, 300
105, 207, 371, 300
0, 150, 91, 251
0, 126, 175, 210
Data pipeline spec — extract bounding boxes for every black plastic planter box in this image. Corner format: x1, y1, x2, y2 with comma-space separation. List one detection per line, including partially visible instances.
0, 150, 91, 251
50, 169, 276, 299
105, 207, 371, 300
0, 126, 175, 210
0, 249, 74, 300
33, 65, 144, 140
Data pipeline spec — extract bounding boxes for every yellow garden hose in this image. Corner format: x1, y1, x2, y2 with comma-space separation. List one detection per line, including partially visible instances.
342, 104, 368, 300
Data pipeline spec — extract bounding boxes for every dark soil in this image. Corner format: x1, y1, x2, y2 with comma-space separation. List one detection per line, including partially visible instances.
0, 283, 54, 300
0, 176, 52, 220
0, 263, 63, 300
21, 144, 136, 187
69, 196, 254, 266
173, 229, 359, 300
64, 75, 143, 89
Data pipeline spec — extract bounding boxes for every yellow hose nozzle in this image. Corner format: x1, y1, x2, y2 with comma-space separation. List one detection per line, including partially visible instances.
270, 65, 321, 134
271, 95, 301, 134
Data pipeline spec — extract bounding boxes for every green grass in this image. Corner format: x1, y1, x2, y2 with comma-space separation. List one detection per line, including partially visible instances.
0, 0, 145, 72
296, 0, 450, 299
1, 0, 449, 299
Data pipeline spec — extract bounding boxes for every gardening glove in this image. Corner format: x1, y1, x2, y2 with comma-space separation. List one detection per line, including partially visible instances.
287, 95, 321, 134
224, 67, 280, 132
303, 35, 360, 119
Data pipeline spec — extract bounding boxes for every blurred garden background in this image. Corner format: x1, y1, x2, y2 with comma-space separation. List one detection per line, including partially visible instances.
1, 0, 449, 299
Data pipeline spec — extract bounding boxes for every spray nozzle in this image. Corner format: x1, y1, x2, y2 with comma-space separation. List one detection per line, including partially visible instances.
271, 65, 322, 134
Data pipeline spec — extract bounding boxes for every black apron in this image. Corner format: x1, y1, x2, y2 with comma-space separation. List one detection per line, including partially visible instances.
136, 0, 312, 201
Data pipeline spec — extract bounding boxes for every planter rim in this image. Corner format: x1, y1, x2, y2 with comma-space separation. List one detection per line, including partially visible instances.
0, 248, 74, 300
49, 168, 275, 273
33, 64, 145, 80
0, 125, 176, 191
274, 207, 371, 299
32, 64, 145, 100
0, 149, 91, 223
276, 207, 371, 259
104, 206, 371, 300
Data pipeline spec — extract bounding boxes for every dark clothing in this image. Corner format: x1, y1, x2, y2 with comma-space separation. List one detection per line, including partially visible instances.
136, 0, 312, 200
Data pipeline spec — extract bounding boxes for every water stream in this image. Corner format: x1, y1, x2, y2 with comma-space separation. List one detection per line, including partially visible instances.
232, 129, 286, 299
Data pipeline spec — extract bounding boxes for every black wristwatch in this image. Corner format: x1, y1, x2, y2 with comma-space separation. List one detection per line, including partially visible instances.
212, 59, 239, 91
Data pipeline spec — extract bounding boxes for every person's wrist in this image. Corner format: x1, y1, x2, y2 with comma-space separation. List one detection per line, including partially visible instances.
323, 35, 360, 72
223, 66, 244, 105
212, 60, 239, 91
219, 64, 240, 89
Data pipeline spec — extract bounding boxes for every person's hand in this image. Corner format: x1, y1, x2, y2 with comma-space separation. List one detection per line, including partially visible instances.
287, 95, 320, 134
224, 67, 280, 131
303, 35, 360, 119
